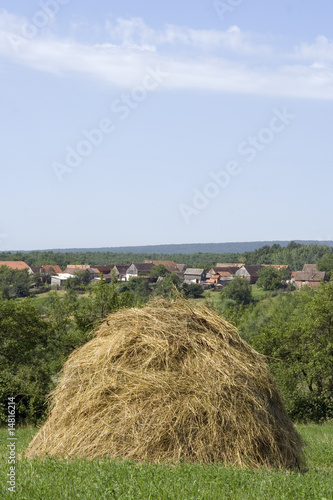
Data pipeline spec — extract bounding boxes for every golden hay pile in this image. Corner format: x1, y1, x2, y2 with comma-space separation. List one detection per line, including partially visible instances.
24, 299, 304, 469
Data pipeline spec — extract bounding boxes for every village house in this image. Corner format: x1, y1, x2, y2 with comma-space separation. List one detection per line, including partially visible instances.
63, 265, 99, 282
0, 261, 32, 273
89, 265, 115, 282
126, 263, 155, 280
215, 263, 244, 269
184, 268, 206, 284
41, 264, 63, 274
0, 261, 32, 272
51, 273, 75, 289
207, 265, 242, 279
63, 264, 90, 273
176, 263, 187, 273
144, 260, 178, 272
111, 265, 129, 281
235, 265, 263, 284
206, 271, 233, 287
294, 264, 326, 289
31, 264, 62, 276
144, 260, 186, 279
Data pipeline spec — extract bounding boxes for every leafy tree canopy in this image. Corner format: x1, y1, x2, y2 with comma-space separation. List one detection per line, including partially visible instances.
220, 277, 253, 306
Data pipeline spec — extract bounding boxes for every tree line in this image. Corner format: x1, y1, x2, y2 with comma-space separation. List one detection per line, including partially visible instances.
1, 241, 333, 270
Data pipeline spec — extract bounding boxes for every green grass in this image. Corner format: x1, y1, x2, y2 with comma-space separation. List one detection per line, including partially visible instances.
1, 424, 333, 499
188, 290, 222, 309
251, 285, 272, 301
190, 287, 272, 309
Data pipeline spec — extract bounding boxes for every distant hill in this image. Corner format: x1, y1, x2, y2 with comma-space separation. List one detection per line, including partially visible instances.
40, 241, 333, 255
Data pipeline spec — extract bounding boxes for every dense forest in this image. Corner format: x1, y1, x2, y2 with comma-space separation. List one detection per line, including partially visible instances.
1, 241, 333, 270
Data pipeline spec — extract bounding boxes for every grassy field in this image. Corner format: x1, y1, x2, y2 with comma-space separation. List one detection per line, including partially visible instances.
1, 424, 333, 499
190, 287, 272, 309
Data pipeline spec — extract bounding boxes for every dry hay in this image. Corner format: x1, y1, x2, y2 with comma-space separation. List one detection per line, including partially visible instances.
24, 299, 304, 469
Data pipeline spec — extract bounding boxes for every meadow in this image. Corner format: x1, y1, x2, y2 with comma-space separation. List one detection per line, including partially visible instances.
1, 424, 333, 500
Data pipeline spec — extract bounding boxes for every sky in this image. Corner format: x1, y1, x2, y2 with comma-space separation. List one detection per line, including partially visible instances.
0, 0, 332, 251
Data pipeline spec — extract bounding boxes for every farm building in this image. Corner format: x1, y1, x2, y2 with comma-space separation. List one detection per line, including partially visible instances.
235, 265, 263, 284
144, 260, 180, 273
51, 273, 75, 289
184, 268, 206, 284
31, 265, 62, 275
207, 266, 241, 278
206, 271, 234, 287
111, 265, 129, 281
0, 261, 32, 273
126, 263, 155, 280
294, 264, 326, 289
63, 265, 99, 282
215, 263, 244, 268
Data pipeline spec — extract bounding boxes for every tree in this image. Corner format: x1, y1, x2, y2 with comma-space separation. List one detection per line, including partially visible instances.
220, 277, 253, 306
12, 269, 31, 297
256, 267, 283, 291
74, 280, 135, 333
0, 267, 31, 298
119, 277, 152, 303
155, 273, 182, 297
317, 253, 333, 279
182, 283, 204, 298
246, 283, 333, 422
64, 270, 91, 291
0, 298, 52, 423
150, 264, 170, 279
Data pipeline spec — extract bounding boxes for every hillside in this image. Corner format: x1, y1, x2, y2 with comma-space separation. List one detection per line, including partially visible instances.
25, 240, 333, 255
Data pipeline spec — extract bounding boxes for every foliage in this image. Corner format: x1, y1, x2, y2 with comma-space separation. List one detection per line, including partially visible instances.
154, 273, 182, 298
243, 241, 333, 270
0, 281, 136, 424
63, 270, 91, 291
150, 264, 170, 278
1, 241, 333, 272
220, 278, 253, 306
182, 283, 204, 298
317, 252, 333, 279
0, 267, 31, 299
243, 283, 333, 422
119, 277, 152, 303
256, 267, 283, 291
0, 299, 52, 423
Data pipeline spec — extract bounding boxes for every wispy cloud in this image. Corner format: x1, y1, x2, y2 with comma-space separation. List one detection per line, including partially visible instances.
1, 10, 333, 99
105, 17, 272, 55
294, 35, 333, 64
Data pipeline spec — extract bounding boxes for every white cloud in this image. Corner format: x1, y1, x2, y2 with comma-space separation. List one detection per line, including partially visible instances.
105, 17, 272, 56
295, 35, 333, 63
1, 10, 333, 100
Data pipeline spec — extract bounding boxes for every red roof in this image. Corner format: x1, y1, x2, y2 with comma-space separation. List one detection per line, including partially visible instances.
42, 265, 62, 274
145, 260, 178, 272
0, 261, 30, 271
65, 265, 90, 269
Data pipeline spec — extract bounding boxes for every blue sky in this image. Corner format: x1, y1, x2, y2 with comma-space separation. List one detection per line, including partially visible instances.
0, 0, 332, 250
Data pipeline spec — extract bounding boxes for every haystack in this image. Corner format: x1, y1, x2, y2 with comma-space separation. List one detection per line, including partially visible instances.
24, 299, 304, 469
